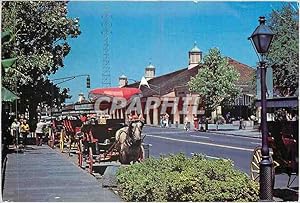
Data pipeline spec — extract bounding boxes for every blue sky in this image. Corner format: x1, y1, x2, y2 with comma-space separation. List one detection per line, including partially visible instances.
53, 1, 290, 103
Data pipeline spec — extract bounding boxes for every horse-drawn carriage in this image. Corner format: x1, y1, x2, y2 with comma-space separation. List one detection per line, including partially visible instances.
48, 119, 62, 149
77, 117, 145, 173
250, 120, 298, 187
48, 117, 81, 154
49, 87, 146, 173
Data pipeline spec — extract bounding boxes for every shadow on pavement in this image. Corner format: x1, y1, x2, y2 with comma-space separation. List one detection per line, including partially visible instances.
273, 187, 299, 201
7, 145, 39, 154
93, 165, 108, 175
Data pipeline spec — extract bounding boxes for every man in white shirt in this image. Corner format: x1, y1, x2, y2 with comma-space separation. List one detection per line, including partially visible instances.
35, 119, 46, 146
10, 118, 20, 148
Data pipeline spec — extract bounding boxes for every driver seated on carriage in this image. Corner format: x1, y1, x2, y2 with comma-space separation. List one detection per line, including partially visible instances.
127, 112, 145, 123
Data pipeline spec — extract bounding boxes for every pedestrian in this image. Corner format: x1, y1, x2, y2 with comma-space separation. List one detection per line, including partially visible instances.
20, 119, 30, 148
184, 115, 190, 131
199, 116, 204, 131
35, 119, 46, 146
164, 113, 169, 128
193, 114, 199, 131
10, 118, 20, 148
160, 115, 164, 128
226, 112, 231, 123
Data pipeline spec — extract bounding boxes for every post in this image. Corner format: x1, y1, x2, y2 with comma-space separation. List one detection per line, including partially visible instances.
259, 61, 273, 200
14, 75, 19, 148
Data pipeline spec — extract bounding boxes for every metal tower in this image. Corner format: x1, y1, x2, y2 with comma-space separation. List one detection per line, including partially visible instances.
101, 7, 112, 87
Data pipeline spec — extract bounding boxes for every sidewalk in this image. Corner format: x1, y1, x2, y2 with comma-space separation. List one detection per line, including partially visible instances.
2, 145, 122, 202
209, 129, 262, 138
146, 124, 261, 139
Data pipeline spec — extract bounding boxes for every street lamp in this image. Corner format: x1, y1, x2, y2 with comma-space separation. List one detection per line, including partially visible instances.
248, 16, 274, 201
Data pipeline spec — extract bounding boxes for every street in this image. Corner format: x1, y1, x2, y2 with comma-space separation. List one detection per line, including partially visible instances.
142, 126, 299, 193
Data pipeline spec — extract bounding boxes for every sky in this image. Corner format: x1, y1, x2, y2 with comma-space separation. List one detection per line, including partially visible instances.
52, 1, 292, 103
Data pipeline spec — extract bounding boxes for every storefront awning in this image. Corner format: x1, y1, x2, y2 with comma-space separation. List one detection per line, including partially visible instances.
1, 87, 19, 102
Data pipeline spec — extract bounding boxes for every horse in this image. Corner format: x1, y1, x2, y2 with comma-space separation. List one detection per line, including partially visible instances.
115, 119, 145, 164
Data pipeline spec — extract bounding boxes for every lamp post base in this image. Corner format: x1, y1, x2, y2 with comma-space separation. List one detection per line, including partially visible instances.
260, 158, 273, 201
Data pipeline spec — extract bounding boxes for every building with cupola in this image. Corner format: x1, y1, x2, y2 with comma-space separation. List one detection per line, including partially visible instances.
118, 42, 255, 126
188, 41, 202, 69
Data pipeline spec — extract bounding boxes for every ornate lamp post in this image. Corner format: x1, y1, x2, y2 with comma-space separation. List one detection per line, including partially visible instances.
249, 16, 274, 200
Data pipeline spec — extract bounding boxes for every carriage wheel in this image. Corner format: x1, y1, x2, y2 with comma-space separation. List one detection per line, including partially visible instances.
88, 146, 94, 174
59, 129, 65, 153
77, 140, 83, 168
250, 147, 275, 187
138, 145, 145, 162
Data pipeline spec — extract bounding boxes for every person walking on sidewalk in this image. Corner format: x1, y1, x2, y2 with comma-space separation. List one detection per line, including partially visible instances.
10, 118, 20, 149
20, 119, 30, 148
35, 119, 46, 146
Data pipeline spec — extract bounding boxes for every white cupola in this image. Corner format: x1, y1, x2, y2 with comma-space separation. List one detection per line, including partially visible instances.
188, 41, 202, 69
78, 92, 85, 103
145, 62, 155, 80
119, 74, 128, 87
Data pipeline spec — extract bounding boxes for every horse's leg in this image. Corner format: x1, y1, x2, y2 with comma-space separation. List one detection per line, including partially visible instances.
138, 145, 145, 162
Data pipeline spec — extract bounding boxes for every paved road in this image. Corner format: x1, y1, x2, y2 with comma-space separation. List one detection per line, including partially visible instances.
2, 145, 121, 202
142, 126, 299, 193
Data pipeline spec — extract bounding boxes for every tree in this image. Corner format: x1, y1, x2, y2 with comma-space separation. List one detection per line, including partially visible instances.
1, 1, 80, 122
267, 3, 299, 96
188, 48, 240, 125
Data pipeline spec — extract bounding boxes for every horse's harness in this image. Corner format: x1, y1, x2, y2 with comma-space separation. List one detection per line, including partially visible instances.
121, 119, 144, 147
103, 119, 144, 159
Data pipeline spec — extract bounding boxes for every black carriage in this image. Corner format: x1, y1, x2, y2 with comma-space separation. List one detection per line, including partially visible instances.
77, 118, 127, 173
250, 121, 298, 187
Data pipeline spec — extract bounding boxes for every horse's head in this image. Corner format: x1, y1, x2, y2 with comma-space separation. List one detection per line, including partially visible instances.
128, 119, 144, 146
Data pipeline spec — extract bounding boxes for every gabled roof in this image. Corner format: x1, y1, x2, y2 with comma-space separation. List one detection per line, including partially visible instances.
226, 57, 255, 85
126, 68, 187, 97
126, 57, 255, 97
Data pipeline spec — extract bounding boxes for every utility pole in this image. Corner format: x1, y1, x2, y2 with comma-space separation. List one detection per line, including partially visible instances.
101, 6, 112, 87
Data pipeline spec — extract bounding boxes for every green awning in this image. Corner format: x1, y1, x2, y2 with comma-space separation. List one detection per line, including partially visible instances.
2, 58, 17, 69
1, 87, 19, 102
1, 30, 12, 43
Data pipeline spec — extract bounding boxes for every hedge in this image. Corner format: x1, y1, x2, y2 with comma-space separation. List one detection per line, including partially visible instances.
116, 153, 259, 202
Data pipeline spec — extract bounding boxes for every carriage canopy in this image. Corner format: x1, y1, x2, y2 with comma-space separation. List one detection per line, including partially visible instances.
89, 87, 142, 101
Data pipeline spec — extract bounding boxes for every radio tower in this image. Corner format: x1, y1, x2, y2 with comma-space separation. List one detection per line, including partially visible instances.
101, 7, 112, 87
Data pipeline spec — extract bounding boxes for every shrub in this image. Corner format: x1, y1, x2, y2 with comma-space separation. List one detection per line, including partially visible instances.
116, 153, 259, 202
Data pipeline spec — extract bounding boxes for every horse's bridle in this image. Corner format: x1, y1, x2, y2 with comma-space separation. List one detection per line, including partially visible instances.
128, 120, 144, 141
119, 120, 143, 147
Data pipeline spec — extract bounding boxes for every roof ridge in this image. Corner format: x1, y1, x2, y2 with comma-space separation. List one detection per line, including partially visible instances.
226, 57, 254, 70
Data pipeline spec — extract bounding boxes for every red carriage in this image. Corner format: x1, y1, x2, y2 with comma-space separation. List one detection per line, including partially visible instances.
55, 87, 145, 173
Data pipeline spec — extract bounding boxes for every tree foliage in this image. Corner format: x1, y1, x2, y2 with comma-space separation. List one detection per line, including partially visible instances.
267, 3, 299, 96
188, 48, 240, 114
1, 1, 81, 121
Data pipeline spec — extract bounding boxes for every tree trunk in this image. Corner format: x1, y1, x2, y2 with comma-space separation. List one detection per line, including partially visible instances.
205, 101, 209, 131
28, 102, 38, 132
